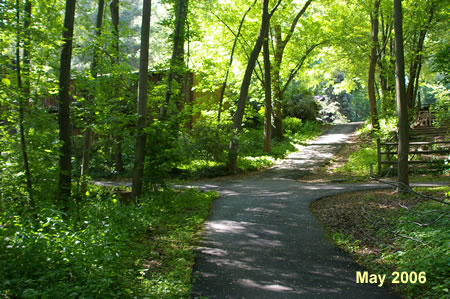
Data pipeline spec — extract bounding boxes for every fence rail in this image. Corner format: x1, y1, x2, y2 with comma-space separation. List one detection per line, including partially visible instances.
376, 139, 449, 176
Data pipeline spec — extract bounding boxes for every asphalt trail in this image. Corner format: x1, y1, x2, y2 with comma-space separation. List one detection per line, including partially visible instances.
190, 123, 400, 298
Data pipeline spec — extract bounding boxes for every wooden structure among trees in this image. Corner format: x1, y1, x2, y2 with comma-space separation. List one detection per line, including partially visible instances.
377, 125, 449, 176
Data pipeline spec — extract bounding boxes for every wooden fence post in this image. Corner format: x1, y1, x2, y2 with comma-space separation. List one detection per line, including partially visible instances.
377, 138, 382, 176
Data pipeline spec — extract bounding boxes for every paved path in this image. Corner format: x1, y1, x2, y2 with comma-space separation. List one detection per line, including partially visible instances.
190, 123, 400, 298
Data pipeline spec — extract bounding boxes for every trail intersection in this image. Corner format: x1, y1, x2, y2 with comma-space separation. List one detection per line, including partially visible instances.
190, 123, 400, 298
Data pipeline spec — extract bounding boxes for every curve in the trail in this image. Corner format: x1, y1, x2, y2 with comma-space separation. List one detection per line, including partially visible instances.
191, 123, 400, 298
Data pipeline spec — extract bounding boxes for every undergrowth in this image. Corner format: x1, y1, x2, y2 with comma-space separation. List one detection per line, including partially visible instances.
176, 119, 322, 179
312, 187, 450, 299
0, 187, 217, 298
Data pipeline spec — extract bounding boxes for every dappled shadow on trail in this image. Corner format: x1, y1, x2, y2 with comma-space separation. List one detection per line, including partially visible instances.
191, 123, 399, 298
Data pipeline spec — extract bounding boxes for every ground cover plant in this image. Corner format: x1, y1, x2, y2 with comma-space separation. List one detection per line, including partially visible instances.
311, 187, 450, 298
0, 187, 217, 298
174, 118, 322, 180
1, 0, 448, 297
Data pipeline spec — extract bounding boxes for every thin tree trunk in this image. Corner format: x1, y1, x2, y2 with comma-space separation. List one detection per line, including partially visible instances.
15, 0, 33, 200
217, 0, 257, 123
271, 0, 314, 139
263, 27, 272, 153
393, 0, 409, 191
406, 6, 433, 108
110, 0, 119, 62
272, 27, 284, 139
57, 0, 76, 201
368, 0, 380, 131
210, 11, 265, 85
132, 0, 151, 198
80, 129, 91, 194
160, 0, 188, 119
227, 0, 278, 172
80, 0, 105, 195
378, 11, 395, 115
413, 63, 422, 114
110, 0, 124, 173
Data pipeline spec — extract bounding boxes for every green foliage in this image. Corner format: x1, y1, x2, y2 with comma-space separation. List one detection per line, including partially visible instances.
336, 146, 377, 176
431, 95, 449, 127
171, 119, 321, 179
144, 121, 187, 187
327, 188, 450, 299
189, 118, 232, 162
282, 116, 303, 133
283, 95, 321, 121
0, 187, 217, 298
283, 119, 322, 143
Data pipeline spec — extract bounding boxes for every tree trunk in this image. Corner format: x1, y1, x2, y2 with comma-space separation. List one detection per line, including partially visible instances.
110, 0, 124, 173
272, 31, 284, 140
80, 0, 104, 194
368, 0, 380, 131
110, 0, 119, 61
217, 0, 257, 123
393, 0, 409, 191
406, 6, 433, 108
227, 0, 272, 172
15, 0, 33, 200
161, 0, 188, 119
80, 128, 91, 195
378, 12, 395, 116
131, 0, 151, 198
57, 0, 76, 201
271, 0, 313, 139
263, 28, 272, 153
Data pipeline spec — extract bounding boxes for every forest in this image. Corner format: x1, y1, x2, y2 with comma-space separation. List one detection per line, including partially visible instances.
0, 0, 448, 297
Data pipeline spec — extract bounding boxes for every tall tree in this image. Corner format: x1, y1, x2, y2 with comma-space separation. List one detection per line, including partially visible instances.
377, 8, 395, 116
263, 25, 272, 153
80, 0, 105, 195
393, 0, 409, 191
368, 0, 380, 131
405, 3, 434, 109
110, 0, 124, 173
227, 0, 281, 172
217, 0, 257, 123
160, 0, 188, 119
15, 0, 33, 200
271, 0, 313, 139
57, 0, 77, 201
132, 0, 151, 198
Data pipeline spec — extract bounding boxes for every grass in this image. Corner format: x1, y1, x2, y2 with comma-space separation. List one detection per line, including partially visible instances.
311, 187, 450, 299
0, 187, 218, 298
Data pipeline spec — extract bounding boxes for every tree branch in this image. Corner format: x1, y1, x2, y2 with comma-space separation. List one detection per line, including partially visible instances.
280, 42, 323, 96
284, 0, 313, 45
269, 0, 282, 17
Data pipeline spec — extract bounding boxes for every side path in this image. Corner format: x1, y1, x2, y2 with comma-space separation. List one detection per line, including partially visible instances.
190, 123, 400, 298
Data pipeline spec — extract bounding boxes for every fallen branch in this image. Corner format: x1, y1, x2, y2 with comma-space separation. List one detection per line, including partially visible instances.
370, 176, 449, 205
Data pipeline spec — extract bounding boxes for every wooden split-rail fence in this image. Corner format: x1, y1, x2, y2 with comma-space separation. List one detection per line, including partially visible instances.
376, 125, 449, 176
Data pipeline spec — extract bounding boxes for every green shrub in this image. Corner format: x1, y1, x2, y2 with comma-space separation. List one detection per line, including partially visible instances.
336, 146, 377, 176
431, 96, 449, 127
283, 95, 320, 121
282, 117, 303, 134
0, 187, 217, 298
190, 118, 231, 162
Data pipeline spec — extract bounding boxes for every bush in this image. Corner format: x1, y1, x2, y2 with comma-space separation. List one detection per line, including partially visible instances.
336, 147, 377, 176
431, 97, 449, 127
0, 187, 217, 298
282, 117, 303, 134
189, 118, 231, 162
283, 95, 320, 121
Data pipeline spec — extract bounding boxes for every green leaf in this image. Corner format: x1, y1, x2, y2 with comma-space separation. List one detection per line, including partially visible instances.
2, 78, 11, 86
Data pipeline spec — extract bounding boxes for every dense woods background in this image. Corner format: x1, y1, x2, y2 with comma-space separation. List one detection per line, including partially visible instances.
0, 0, 448, 297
